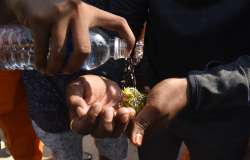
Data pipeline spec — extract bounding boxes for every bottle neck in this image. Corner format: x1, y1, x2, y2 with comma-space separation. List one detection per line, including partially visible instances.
110, 37, 128, 60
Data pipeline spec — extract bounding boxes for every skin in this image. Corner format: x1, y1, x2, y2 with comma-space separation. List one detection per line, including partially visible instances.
67, 75, 136, 138
1, 0, 188, 147
67, 75, 189, 145
66, 19, 189, 145
4, 0, 135, 74
130, 78, 189, 146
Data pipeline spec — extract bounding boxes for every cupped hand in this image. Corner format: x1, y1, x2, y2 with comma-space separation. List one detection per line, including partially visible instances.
67, 74, 135, 137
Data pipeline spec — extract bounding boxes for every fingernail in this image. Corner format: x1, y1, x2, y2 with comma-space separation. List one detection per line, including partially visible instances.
114, 111, 117, 117
76, 106, 86, 117
104, 108, 114, 122
91, 103, 102, 117
134, 133, 142, 146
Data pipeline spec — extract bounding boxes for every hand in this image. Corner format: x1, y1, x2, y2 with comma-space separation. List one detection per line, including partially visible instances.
67, 75, 135, 137
6, 0, 135, 74
130, 78, 189, 146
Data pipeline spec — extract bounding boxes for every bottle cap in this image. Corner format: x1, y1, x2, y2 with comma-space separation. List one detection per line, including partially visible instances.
114, 37, 128, 60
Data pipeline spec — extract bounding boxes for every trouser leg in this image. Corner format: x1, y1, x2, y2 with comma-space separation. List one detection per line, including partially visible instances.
138, 127, 182, 160
0, 111, 43, 160
32, 121, 83, 160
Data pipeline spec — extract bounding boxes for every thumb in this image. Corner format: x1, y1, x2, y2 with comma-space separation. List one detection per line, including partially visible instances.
131, 105, 159, 146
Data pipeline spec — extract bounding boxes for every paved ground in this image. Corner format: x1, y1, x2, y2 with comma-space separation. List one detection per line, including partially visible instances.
1, 135, 249, 160
0, 135, 139, 160
83, 135, 139, 160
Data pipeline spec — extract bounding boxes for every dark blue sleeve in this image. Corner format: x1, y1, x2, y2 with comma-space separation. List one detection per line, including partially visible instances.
187, 55, 250, 112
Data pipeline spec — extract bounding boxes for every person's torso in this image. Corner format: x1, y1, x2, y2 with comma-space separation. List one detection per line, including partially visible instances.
145, 0, 250, 82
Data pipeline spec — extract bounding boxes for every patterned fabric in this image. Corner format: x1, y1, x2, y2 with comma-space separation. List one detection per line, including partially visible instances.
23, 70, 79, 133
23, 59, 128, 160
32, 121, 83, 160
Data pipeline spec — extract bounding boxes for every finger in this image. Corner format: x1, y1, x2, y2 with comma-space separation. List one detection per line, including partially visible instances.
46, 18, 69, 74
93, 107, 114, 138
67, 80, 90, 117
89, 5, 135, 55
113, 107, 131, 137
31, 25, 50, 73
131, 105, 159, 146
87, 102, 102, 124
116, 107, 131, 123
127, 107, 136, 119
63, 15, 90, 73
70, 117, 92, 135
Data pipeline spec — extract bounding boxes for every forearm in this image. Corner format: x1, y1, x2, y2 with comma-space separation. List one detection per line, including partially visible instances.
188, 55, 250, 112
0, 0, 17, 24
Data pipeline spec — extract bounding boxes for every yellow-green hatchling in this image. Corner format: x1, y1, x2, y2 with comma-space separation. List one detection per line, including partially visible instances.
122, 87, 147, 112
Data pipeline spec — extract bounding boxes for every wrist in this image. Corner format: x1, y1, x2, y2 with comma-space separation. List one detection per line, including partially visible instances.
169, 78, 189, 116
176, 78, 189, 109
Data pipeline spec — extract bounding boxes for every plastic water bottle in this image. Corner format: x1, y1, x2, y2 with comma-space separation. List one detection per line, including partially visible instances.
0, 25, 128, 70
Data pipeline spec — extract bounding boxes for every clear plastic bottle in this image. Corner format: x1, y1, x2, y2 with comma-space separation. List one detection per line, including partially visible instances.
0, 25, 128, 70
